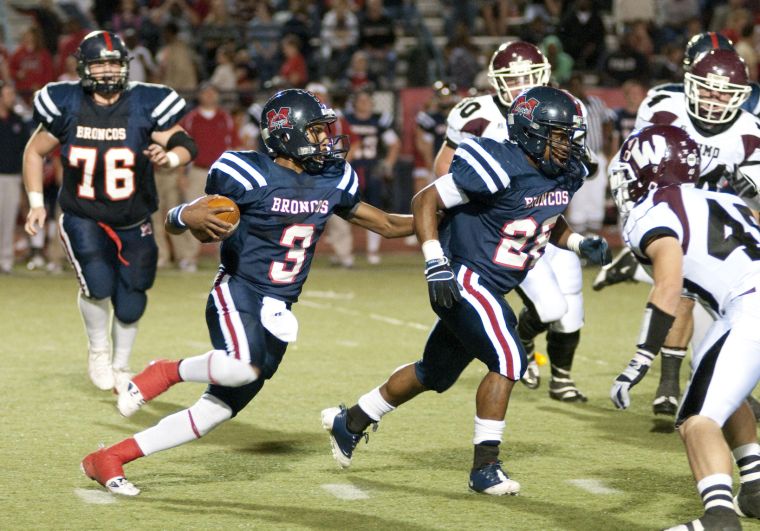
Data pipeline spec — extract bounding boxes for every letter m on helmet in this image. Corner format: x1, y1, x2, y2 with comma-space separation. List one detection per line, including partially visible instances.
266, 107, 293, 131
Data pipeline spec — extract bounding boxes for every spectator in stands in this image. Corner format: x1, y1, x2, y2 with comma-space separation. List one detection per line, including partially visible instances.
650, 42, 683, 84
414, 80, 458, 192
735, 21, 758, 81
231, 105, 259, 151
564, 73, 614, 235
321, 0, 360, 80
11, 1, 62, 56
520, 10, 551, 46
442, 0, 477, 35
110, 0, 145, 34
481, 0, 511, 37
709, 0, 746, 34
197, 0, 238, 76
280, 0, 319, 68
156, 22, 198, 93
557, 0, 606, 70
9, 26, 54, 100
601, 28, 651, 86
443, 22, 481, 90
359, 0, 397, 89
56, 18, 89, 79
541, 35, 573, 85
209, 45, 238, 92
344, 50, 378, 91
123, 29, 157, 84
278, 34, 308, 88
173, 82, 237, 272
234, 48, 259, 104
656, 0, 701, 46
610, 79, 647, 151
0, 81, 30, 274
58, 55, 79, 82
247, 1, 282, 85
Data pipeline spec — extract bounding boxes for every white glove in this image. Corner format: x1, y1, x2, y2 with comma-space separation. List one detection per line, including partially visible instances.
610, 351, 654, 409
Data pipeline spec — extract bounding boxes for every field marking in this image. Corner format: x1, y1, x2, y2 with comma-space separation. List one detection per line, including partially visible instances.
321, 483, 370, 500
567, 479, 622, 495
74, 488, 117, 504
299, 300, 430, 331
336, 339, 360, 348
575, 354, 609, 366
303, 290, 355, 300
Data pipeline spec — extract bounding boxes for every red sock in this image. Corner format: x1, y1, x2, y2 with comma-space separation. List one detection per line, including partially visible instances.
132, 359, 182, 400
108, 437, 144, 465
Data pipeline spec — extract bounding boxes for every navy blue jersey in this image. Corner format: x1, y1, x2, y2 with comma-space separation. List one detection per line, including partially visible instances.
416, 109, 447, 155
650, 81, 760, 116
33, 81, 186, 227
345, 111, 398, 179
206, 151, 361, 302
441, 138, 585, 294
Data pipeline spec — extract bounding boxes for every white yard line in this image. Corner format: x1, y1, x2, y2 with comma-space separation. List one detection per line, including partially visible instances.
321, 483, 370, 500
302, 290, 355, 300
567, 479, 622, 495
299, 300, 430, 331
74, 488, 117, 504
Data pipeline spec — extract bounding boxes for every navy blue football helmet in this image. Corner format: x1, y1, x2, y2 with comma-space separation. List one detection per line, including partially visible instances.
507, 86, 586, 177
683, 31, 734, 72
76, 31, 130, 95
261, 89, 348, 173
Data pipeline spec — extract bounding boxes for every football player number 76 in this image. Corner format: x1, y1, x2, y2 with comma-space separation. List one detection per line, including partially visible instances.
70, 146, 136, 201
269, 224, 315, 284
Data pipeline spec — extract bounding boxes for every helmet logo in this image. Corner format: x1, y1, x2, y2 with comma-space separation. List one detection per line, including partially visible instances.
513, 97, 540, 120
266, 107, 293, 131
623, 135, 667, 169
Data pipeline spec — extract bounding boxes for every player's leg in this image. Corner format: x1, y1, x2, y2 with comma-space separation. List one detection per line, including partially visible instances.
324, 215, 354, 268
60, 213, 118, 390
363, 173, 384, 264
117, 273, 264, 416
653, 297, 694, 416
723, 401, 760, 518
546, 248, 586, 402
0, 175, 21, 273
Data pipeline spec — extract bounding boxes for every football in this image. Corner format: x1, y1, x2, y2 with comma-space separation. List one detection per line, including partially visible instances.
208, 195, 240, 229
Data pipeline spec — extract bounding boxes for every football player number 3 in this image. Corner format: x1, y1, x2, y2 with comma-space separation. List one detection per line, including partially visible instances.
494, 217, 555, 269
70, 146, 136, 201
269, 224, 315, 284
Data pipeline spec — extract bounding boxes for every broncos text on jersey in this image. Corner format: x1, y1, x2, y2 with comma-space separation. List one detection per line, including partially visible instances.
440, 137, 586, 294
33, 81, 186, 227
205, 151, 360, 302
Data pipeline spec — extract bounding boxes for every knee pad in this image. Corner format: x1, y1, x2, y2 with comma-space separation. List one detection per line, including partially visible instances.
85, 280, 113, 300
189, 395, 233, 437
209, 352, 259, 387
527, 290, 568, 324
549, 292, 584, 333
113, 290, 147, 324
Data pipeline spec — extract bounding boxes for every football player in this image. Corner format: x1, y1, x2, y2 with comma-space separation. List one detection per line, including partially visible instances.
79, 88, 414, 496
607, 125, 760, 530
322, 87, 610, 496
23, 31, 196, 392
606, 48, 760, 417
433, 40, 593, 401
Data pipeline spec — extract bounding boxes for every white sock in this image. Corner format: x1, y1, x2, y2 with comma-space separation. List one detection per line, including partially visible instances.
78, 292, 110, 352
112, 318, 138, 370
134, 395, 232, 456
367, 231, 381, 254
357, 387, 395, 421
473, 416, 505, 445
697, 473, 734, 511
733, 443, 760, 462
178, 350, 258, 387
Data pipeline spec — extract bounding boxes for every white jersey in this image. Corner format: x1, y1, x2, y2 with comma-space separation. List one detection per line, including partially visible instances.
624, 185, 760, 316
634, 91, 760, 192
444, 94, 510, 147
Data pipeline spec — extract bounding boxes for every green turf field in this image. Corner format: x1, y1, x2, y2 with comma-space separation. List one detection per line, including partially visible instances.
2, 254, 759, 530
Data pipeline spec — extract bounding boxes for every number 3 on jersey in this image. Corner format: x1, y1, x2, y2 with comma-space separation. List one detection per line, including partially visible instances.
269, 224, 315, 284
70, 146, 136, 201
494, 216, 557, 269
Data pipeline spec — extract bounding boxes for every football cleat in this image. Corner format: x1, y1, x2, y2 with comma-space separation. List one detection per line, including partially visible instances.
652, 395, 679, 416
321, 405, 368, 469
735, 480, 760, 519
88, 349, 115, 391
664, 508, 741, 531
81, 448, 140, 496
117, 381, 146, 417
592, 247, 638, 291
521, 353, 540, 389
112, 367, 134, 395
117, 359, 180, 417
469, 461, 520, 496
549, 374, 588, 403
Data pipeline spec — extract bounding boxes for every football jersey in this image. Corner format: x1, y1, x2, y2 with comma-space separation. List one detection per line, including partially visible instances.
345, 111, 398, 179
647, 81, 760, 117
634, 91, 760, 191
205, 152, 361, 302
624, 185, 760, 315
441, 137, 586, 294
444, 94, 510, 147
415, 108, 447, 155
33, 81, 186, 227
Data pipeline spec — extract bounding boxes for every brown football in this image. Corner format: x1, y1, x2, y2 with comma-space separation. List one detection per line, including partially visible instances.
208, 195, 240, 228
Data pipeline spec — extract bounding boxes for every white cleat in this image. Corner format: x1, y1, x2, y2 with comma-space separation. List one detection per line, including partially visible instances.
88, 349, 115, 390
104, 476, 141, 496
112, 367, 134, 395
117, 382, 145, 417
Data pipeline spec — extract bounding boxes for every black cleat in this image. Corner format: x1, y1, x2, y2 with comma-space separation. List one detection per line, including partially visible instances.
592, 247, 639, 291
652, 395, 679, 416
735, 480, 760, 519
664, 508, 741, 530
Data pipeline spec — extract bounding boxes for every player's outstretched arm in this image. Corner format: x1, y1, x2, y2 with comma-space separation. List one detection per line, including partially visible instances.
165, 195, 234, 241
346, 202, 413, 238
147, 124, 197, 168
23, 124, 60, 236
550, 216, 612, 265
610, 236, 682, 409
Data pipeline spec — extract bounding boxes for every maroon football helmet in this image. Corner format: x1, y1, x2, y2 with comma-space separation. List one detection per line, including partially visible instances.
488, 41, 551, 106
610, 125, 701, 216
684, 49, 750, 125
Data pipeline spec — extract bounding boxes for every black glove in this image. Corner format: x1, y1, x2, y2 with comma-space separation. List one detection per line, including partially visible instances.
425, 257, 462, 309
579, 235, 612, 266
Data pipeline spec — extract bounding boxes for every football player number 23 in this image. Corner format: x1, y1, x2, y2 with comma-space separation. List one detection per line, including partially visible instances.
494, 217, 555, 269
269, 224, 315, 284
70, 146, 136, 201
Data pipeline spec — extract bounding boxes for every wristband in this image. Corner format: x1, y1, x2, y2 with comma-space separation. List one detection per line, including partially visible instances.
567, 232, 584, 255
166, 150, 181, 169
167, 203, 188, 229
422, 240, 444, 262
28, 191, 44, 209
636, 302, 676, 355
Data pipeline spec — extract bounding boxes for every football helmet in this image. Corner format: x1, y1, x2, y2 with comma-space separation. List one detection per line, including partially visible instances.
432, 80, 459, 113
682, 31, 734, 72
260, 89, 348, 173
684, 49, 751, 125
610, 125, 700, 216
507, 86, 585, 177
76, 31, 130, 95
488, 41, 551, 106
